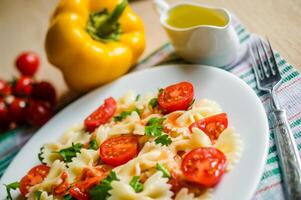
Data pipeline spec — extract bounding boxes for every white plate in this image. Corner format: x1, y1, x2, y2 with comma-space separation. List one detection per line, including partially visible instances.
0, 65, 269, 200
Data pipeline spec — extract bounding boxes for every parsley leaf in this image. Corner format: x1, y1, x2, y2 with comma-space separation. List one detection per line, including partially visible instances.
113, 108, 141, 122
129, 176, 143, 193
89, 139, 99, 150
34, 191, 42, 200
148, 98, 158, 109
63, 194, 75, 200
38, 147, 45, 164
56, 143, 83, 163
4, 181, 19, 200
158, 88, 164, 94
89, 171, 119, 200
156, 163, 171, 178
135, 94, 141, 101
155, 134, 172, 146
145, 117, 165, 137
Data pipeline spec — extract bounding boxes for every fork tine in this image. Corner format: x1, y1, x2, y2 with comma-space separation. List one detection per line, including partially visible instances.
267, 39, 281, 76
255, 41, 268, 79
259, 39, 272, 77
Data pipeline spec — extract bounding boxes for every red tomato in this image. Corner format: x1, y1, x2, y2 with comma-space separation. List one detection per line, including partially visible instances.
53, 172, 69, 196
158, 82, 194, 113
13, 76, 33, 96
19, 165, 50, 196
0, 98, 10, 129
168, 171, 185, 194
189, 113, 228, 142
25, 100, 53, 126
32, 81, 57, 105
9, 98, 27, 124
15, 52, 40, 76
100, 135, 138, 167
0, 80, 11, 96
84, 97, 116, 132
70, 169, 110, 200
181, 147, 227, 187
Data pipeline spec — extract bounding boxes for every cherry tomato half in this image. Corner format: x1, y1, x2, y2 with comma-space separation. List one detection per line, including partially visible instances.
19, 165, 50, 196
189, 113, 228, 142
70, 166, 111, 200
13, 76, 33, 97
0, 98, 10, 129
158, 82, 194, 113
9, 98, 27, 124
100, 135, 138, 167
25, 100, 53, 127
181, 147, 227, 187
0, 80, 11, 96
32, 81, 57, 105
84, 97, 116, 132
15, 52, 40, 76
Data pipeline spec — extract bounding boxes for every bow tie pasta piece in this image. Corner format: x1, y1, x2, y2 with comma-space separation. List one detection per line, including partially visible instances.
117, 90, 137, 112
192, 99, 222, 117
174, 188, 213, 200
41, 124, 91, 165
214, 128, 243, 171
27, 161, 68, 197
67, 149, 99, 181
108, 171, 173, 200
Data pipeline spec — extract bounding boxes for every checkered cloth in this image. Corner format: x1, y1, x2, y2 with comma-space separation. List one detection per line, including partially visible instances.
1, 14, 301, 200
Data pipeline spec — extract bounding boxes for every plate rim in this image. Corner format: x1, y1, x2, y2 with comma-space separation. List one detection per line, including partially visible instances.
0, 64, 269, 200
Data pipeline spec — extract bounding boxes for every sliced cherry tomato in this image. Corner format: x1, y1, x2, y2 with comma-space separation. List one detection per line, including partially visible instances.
158, 82, 194, 113
25, 100, 53, 127
0, 80, 11, 96
100, 135, 138, 167
16, 52, 40, 76
9, 98, 27, 124
181, 147, 227, 187
189, 113, 228, 142
70, 166, 111, 200
19, 165, 50, 196
0, 98, 10, 129
53, 172, 69, 196
84, 97, 116, 132
13, 76, 33, 97
32, 81, 56, 105
168, 171, 185, 194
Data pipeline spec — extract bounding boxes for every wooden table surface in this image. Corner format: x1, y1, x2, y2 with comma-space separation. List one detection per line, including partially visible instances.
0, 0, 300, 99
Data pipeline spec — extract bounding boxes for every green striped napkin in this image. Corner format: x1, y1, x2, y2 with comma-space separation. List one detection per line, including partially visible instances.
0, 14, 300, 200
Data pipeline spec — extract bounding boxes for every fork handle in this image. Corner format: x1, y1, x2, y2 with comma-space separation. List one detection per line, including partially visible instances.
270, 109, 301, 199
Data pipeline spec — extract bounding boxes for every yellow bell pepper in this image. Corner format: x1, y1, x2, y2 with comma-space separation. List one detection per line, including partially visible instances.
45, 0, 145, 92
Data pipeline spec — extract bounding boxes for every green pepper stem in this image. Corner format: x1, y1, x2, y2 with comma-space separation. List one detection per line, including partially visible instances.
97, 0, 128, 36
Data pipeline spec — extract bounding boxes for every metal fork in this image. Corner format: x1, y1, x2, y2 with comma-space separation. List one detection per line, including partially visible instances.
250, 37, 301, 199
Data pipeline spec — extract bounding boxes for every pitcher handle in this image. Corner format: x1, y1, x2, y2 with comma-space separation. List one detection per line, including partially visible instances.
153, 0, 170, 16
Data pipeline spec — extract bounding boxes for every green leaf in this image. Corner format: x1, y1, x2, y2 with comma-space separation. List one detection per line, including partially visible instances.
158, 88, 164, 94
63, 194, 75, 200
129, 176, 143, 193
156, 163, 171, 178
135, 94, 141, 101
89, 139, 99, 150
113, 108, 141, 122
38, 147, 45, 164
155, 134, 172, 146
89, 171, 119, 200
57, 143, 83, 163
148, 98, 158, 109
4, 181, 19, 200
34, 191, 42, 200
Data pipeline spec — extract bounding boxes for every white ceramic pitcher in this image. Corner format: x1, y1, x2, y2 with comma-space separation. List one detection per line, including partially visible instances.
154, 0, 240, 67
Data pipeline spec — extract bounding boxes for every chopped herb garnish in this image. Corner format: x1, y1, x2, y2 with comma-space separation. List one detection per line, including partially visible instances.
135, 94, 141, 101
4, 181, 19, 200
63, 194, 75, 200
148, 98, 158, 109
34, 191, 42, 200
89, 171, 119, 200
155, 134, 172, 146
158, 88, 164, 94
156, 163, 171, 178
38, 147, 45, 164
89, 139, 99, 150
113, 108, 141, 122
56, 143, 83, 162
129, 176, 143, 193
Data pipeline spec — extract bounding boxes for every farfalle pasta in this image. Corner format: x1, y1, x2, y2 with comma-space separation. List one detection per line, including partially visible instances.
13, 82, 242, 200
